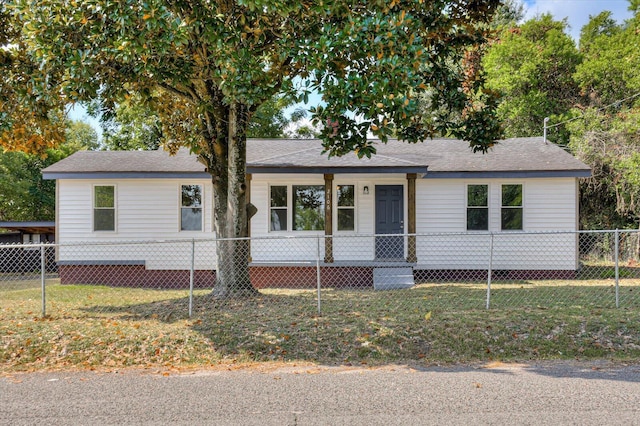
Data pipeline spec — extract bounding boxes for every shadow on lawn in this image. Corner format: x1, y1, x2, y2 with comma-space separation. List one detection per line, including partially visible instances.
73, 283, 640, 371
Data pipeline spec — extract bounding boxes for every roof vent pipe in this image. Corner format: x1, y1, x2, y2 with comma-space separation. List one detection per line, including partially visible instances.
543, 117, 549, 144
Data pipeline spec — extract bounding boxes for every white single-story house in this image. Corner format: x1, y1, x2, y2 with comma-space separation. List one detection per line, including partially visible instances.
42, 137, 591, 288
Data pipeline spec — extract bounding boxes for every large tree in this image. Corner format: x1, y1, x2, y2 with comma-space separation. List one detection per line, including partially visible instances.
0, 120, 98, 221
8, 0, 501, 297
483, 14, 581, 143
569, 5, 640, 230
0, 1, 65, 154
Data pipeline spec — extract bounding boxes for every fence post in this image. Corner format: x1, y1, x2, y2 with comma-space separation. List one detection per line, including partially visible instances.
615, 229, 619, 309
189, 239, 195, 318
316, 235, 322, 315
40, 244, 46, 317
486, 233, 494, 310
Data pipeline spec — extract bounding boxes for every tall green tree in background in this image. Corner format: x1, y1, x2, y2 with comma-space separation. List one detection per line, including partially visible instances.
569, 5, 640, 230
97, 95, 163, 151
9, 0, 502, 297
483, 14, 581, 143
480, 1, 639, 230
0, 121, 98, 221
97, 93, 304, 151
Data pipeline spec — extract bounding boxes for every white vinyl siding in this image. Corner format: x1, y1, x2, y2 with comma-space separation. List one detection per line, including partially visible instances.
250, 174, 406, 262
57, 179, 215, 269
55, 175, 580, 271
415, 177, 578, 270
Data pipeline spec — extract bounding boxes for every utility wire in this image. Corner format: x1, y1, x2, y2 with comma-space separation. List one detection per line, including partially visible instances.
546, 91, 640, 129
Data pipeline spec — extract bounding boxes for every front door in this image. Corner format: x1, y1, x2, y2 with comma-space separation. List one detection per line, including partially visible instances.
375, 185, 404, 259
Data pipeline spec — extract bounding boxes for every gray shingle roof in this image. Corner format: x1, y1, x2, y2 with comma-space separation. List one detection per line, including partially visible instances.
42, 137, 591, 179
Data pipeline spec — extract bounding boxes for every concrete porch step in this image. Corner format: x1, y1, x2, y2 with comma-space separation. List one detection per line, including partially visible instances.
373, 267, 415, 290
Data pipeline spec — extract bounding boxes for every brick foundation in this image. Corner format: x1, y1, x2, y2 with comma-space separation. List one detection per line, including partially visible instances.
58, 264, 215, 289
58, 264, 578, 289
249, 266, 373, 289
413, 269, 577, 282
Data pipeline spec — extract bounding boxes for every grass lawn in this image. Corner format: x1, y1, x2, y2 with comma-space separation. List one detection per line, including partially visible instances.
2, 277, 640, 372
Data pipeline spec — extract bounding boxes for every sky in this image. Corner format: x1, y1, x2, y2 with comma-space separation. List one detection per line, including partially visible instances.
523, 0, 634, 40
69, 0, 636, 135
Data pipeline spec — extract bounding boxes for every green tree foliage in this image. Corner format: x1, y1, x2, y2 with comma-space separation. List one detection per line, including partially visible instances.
247, 95, 300, 139
483, 14, 582, 143
96, 96, 162, 151
0, 120, 97, 221
569, 6, 640, 230
491, 0, 524, 28
98, 93, 299, 151
10, 0, 501, 296
0, 150, 56, 221
574, 13, 640, 106
0, 1, 65, 153
65, 120, 100, 151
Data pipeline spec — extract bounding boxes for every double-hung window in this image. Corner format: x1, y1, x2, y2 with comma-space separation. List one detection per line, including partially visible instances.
467, 184, 488, 231
270, 184, 328, 232
270, 186, 288, 231
501, 184, 523, 230
181, 185, 203, 231
337, 185, 355, 231
293, 185, 324, 231
94, 185, 115, 231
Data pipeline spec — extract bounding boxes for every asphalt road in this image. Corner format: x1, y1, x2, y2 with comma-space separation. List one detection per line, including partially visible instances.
2, 361, 640, 425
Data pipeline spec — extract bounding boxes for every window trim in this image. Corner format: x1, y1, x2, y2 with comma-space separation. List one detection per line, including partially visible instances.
269, 185, 288, 232
292, 184, 325, 231
466, 183, 489, 231
93, 184, 116, 232
180, 184, 204, 232
269, 182, 337, 233
22, 234, 41, 250
501, 183, 524, 231
335, 183, 357, 233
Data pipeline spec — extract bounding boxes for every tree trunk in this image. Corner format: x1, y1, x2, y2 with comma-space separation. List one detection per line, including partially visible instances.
211, 102, 259, 298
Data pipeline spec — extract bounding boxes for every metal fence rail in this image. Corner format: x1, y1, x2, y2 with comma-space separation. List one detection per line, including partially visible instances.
1, 230, 639, 320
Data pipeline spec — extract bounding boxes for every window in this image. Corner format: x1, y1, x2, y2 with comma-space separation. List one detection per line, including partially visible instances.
94, 185, 115, 231
22, 234, 41, 244
337, 185, 355, 231
467, 184, 488, 231
501, 184, 523, 230
181, 185, 203, 231
270, 186, 287, 231
22, 234, 41, 250
293, 185, 324, 231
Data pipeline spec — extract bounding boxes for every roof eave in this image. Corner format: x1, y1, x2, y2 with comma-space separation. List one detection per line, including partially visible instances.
424, 170, 592, 179
247, 166, 429, 174
42, 171, 211, 180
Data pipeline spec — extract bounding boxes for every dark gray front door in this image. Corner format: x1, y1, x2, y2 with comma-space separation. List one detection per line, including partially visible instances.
375, 185, 404, 259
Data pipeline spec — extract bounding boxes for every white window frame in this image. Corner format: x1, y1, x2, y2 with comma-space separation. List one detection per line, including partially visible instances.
93, 184, 116, 232
466, 183, 489, 231
180, 184, 204, 232
335, 183, 357, 232
269, 185, 289, 232
501, 183, 524, 231
269, 183, 329, 233
22, 234, 41, 250
292, 184, 325, 232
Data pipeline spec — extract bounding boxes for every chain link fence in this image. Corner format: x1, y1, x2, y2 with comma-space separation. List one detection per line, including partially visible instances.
2, 230, 639, 321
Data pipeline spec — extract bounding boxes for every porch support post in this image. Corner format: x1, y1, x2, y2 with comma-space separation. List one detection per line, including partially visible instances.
407, 173, 417, 263
324, 173, 334, 263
